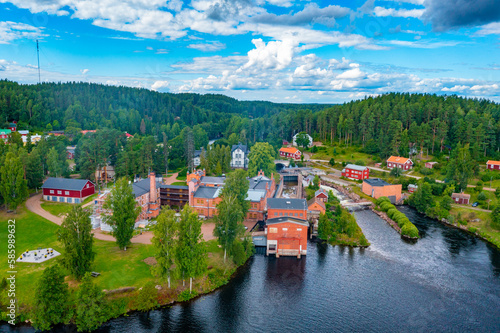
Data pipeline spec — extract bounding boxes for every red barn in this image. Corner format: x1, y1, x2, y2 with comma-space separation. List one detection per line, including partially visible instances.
8, 121, 17, 132
451, 193, 470, 205
425, 162, 438, 169
265, 217, 309, 258
486, 160, 500, 170
387, 156, 413, 170
408, 184, 418, 193
66, 146, 76, 160
42, 178, 95, 204
341, 164, 370, 180
279, 147, 301, 160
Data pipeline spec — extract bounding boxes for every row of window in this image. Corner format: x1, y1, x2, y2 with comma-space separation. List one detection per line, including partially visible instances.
273, 212, 303, 217
47, 196, 80, 203
49, 190, 70, 195
269, 227, 302, 233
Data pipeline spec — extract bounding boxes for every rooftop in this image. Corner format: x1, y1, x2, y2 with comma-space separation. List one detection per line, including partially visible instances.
363, 178, 391, 187
387, 156, 411, 164
231, 142, 248, 153
452, 192, 471, 199
266, 216, 309, 226
42, 177, 93, 191
132, 178, 160, 198
159, 185, 189, 190
194, 186, 221, 199
200, 176, 226, 185
344, 164, 368, 171
279, 147, 300, 154
267, 198, 307, 210
307, 198, 326, 210
247, 189, 267, 202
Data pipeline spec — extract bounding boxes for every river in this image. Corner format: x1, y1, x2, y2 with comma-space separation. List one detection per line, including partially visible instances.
3, 207, 499, 332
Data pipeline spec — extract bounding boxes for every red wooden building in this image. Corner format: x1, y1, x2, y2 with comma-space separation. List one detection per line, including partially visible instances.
341, 164, 370, 180
408, 184, 418, 193
452, 193, 470, 205
42, 178, 95, 204
387, 156, 413, 170
314, 188, 328, 202
425, 162, 438, 169
486, 160, 500, 170
265, 217, 309, 258
279, 147, 302, 160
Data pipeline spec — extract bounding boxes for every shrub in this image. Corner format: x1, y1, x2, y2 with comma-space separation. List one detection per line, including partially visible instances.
178, 290, 198, 302
329, 158, 335, 166
178, 167, 187, 178
135, 282, 158, 312
401, 223, 419, 238
386, 208, 398, 219
419, 167, 433, 176
231, 240, 247, 266
354, 160, 365, 166
477, 191, 487, 202
468, 227, 477, 233
376, 197, 391, 206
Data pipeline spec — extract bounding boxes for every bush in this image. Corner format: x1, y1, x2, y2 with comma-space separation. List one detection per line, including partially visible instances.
135, 282, 158, 312
468, 227, 477, 233
419, 167, 433, 176
401, 223, 419, 238
177, 290, 198, 302
178, 167, 187, 178
477, 191, 487, 202
231, 240, 247, 266
354, 160, 365, 166
329, 158, 335, 166
376, 197, 391, 206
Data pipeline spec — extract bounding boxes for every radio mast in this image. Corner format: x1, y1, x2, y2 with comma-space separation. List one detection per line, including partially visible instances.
36, 39, 41, 84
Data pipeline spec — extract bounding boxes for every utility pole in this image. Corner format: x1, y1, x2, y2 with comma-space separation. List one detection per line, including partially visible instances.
36, 40, 41, 84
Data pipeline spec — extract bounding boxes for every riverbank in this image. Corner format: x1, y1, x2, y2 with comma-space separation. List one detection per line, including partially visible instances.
0, 204, 253, 329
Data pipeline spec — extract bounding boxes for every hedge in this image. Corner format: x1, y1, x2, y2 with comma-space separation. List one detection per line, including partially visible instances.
377, 196, 419, 239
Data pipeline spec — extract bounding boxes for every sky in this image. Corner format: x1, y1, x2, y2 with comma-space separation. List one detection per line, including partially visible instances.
0, 0, 499, 104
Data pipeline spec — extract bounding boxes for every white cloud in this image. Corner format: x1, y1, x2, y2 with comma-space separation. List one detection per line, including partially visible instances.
80, 68, 89, 74
241, 38, 296, 72
187, 41, 226, 52
0, 21, 46, 44
151, 80, 169, 90
476, 22, 500, 36
374, 6, 424, 18
383, 39, 460, 48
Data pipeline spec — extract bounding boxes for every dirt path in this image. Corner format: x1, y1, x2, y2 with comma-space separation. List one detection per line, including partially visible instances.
26, 194, 153, 244
164, 172, 180, 185
451, 204, 492, 213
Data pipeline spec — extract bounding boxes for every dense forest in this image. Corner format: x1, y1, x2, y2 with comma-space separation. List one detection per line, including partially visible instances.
1, 80, 500, 197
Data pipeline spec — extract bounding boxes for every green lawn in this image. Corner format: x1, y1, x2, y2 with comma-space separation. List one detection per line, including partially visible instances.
171, 181, 187, 186
311, 145, 375, 165
449, 206, 500, 247
40, 202, 74, 217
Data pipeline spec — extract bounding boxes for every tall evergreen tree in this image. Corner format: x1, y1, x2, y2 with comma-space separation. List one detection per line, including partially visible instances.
102, 177, 141, 250
58, 205, 95, 279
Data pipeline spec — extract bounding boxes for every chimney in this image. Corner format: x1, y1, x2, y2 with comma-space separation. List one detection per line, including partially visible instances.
149, 172, 156, 203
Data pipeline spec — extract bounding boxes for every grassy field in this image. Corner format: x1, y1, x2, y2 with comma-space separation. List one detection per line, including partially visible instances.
40, 202, 74, 217
449, 206, 500, 247
310, 145, 375, 165
0, 204, 238, 318
171, 181, 187, 186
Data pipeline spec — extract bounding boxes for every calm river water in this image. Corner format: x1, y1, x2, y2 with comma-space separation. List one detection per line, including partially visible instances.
3, 207, 500, 332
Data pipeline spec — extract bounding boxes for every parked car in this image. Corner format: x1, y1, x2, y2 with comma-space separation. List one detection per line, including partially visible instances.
472, 202, 479, 207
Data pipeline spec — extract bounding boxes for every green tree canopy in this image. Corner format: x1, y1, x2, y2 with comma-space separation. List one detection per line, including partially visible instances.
102, 177, 141, 250
248, 142, 275, 177
58, 205, 95, 279
75, 273, 108, 332
214, 195, 245, 262
151, 207, 178, 288
0, 151, 28, 212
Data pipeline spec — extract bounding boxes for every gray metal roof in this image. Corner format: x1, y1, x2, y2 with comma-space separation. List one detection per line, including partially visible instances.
194, 149, 203, 158
363, 178, 390, 187
249, 176, 271, 190
267, 198, 307, 210
344, 164, 368, 171
266, 216, 309, 226
247, 189, 266, 202
132, 179, 161, 198
194, 186, 221, 199
42, 177, 93, 191
200, 176, 226, 185
315, 188, 328, 197
231, 143, 248, 153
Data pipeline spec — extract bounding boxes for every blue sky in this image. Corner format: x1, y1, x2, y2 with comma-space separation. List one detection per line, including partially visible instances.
0, 0, 499, 103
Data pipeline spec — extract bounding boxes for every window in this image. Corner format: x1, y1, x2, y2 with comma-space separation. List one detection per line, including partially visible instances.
274, 212, 277, 216
285, 213, 288, 216
52, 196, 57, 201
57, 190, 62, 194
299, 213, 303, 217
86, 184, 89, 188
75, 198, 80, 203
295, 213, 298, 217
59, 197, 65, 202
282, 228, 288, 231
297, 228, 302, 231
65, 191, 69, 195
269, 227, 277, 233
67, 198, 72, 203
50, 190, 54, 194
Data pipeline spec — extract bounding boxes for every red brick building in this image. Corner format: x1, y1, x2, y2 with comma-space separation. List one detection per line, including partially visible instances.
42, 178, 95, 204
486, 160, 500, 170
265, 217, 309, 258
386, 156, 413, 170
452, 193, 470, 205
341, 164, 369, 180
267, 198, 307, 220
279, 147, 302, 160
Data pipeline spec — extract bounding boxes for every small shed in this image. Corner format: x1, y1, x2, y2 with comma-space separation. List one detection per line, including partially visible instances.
425, 162, 438, 169
408, 184, 418, 193
451, 193, 470, 205
486, 160, 500, 171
